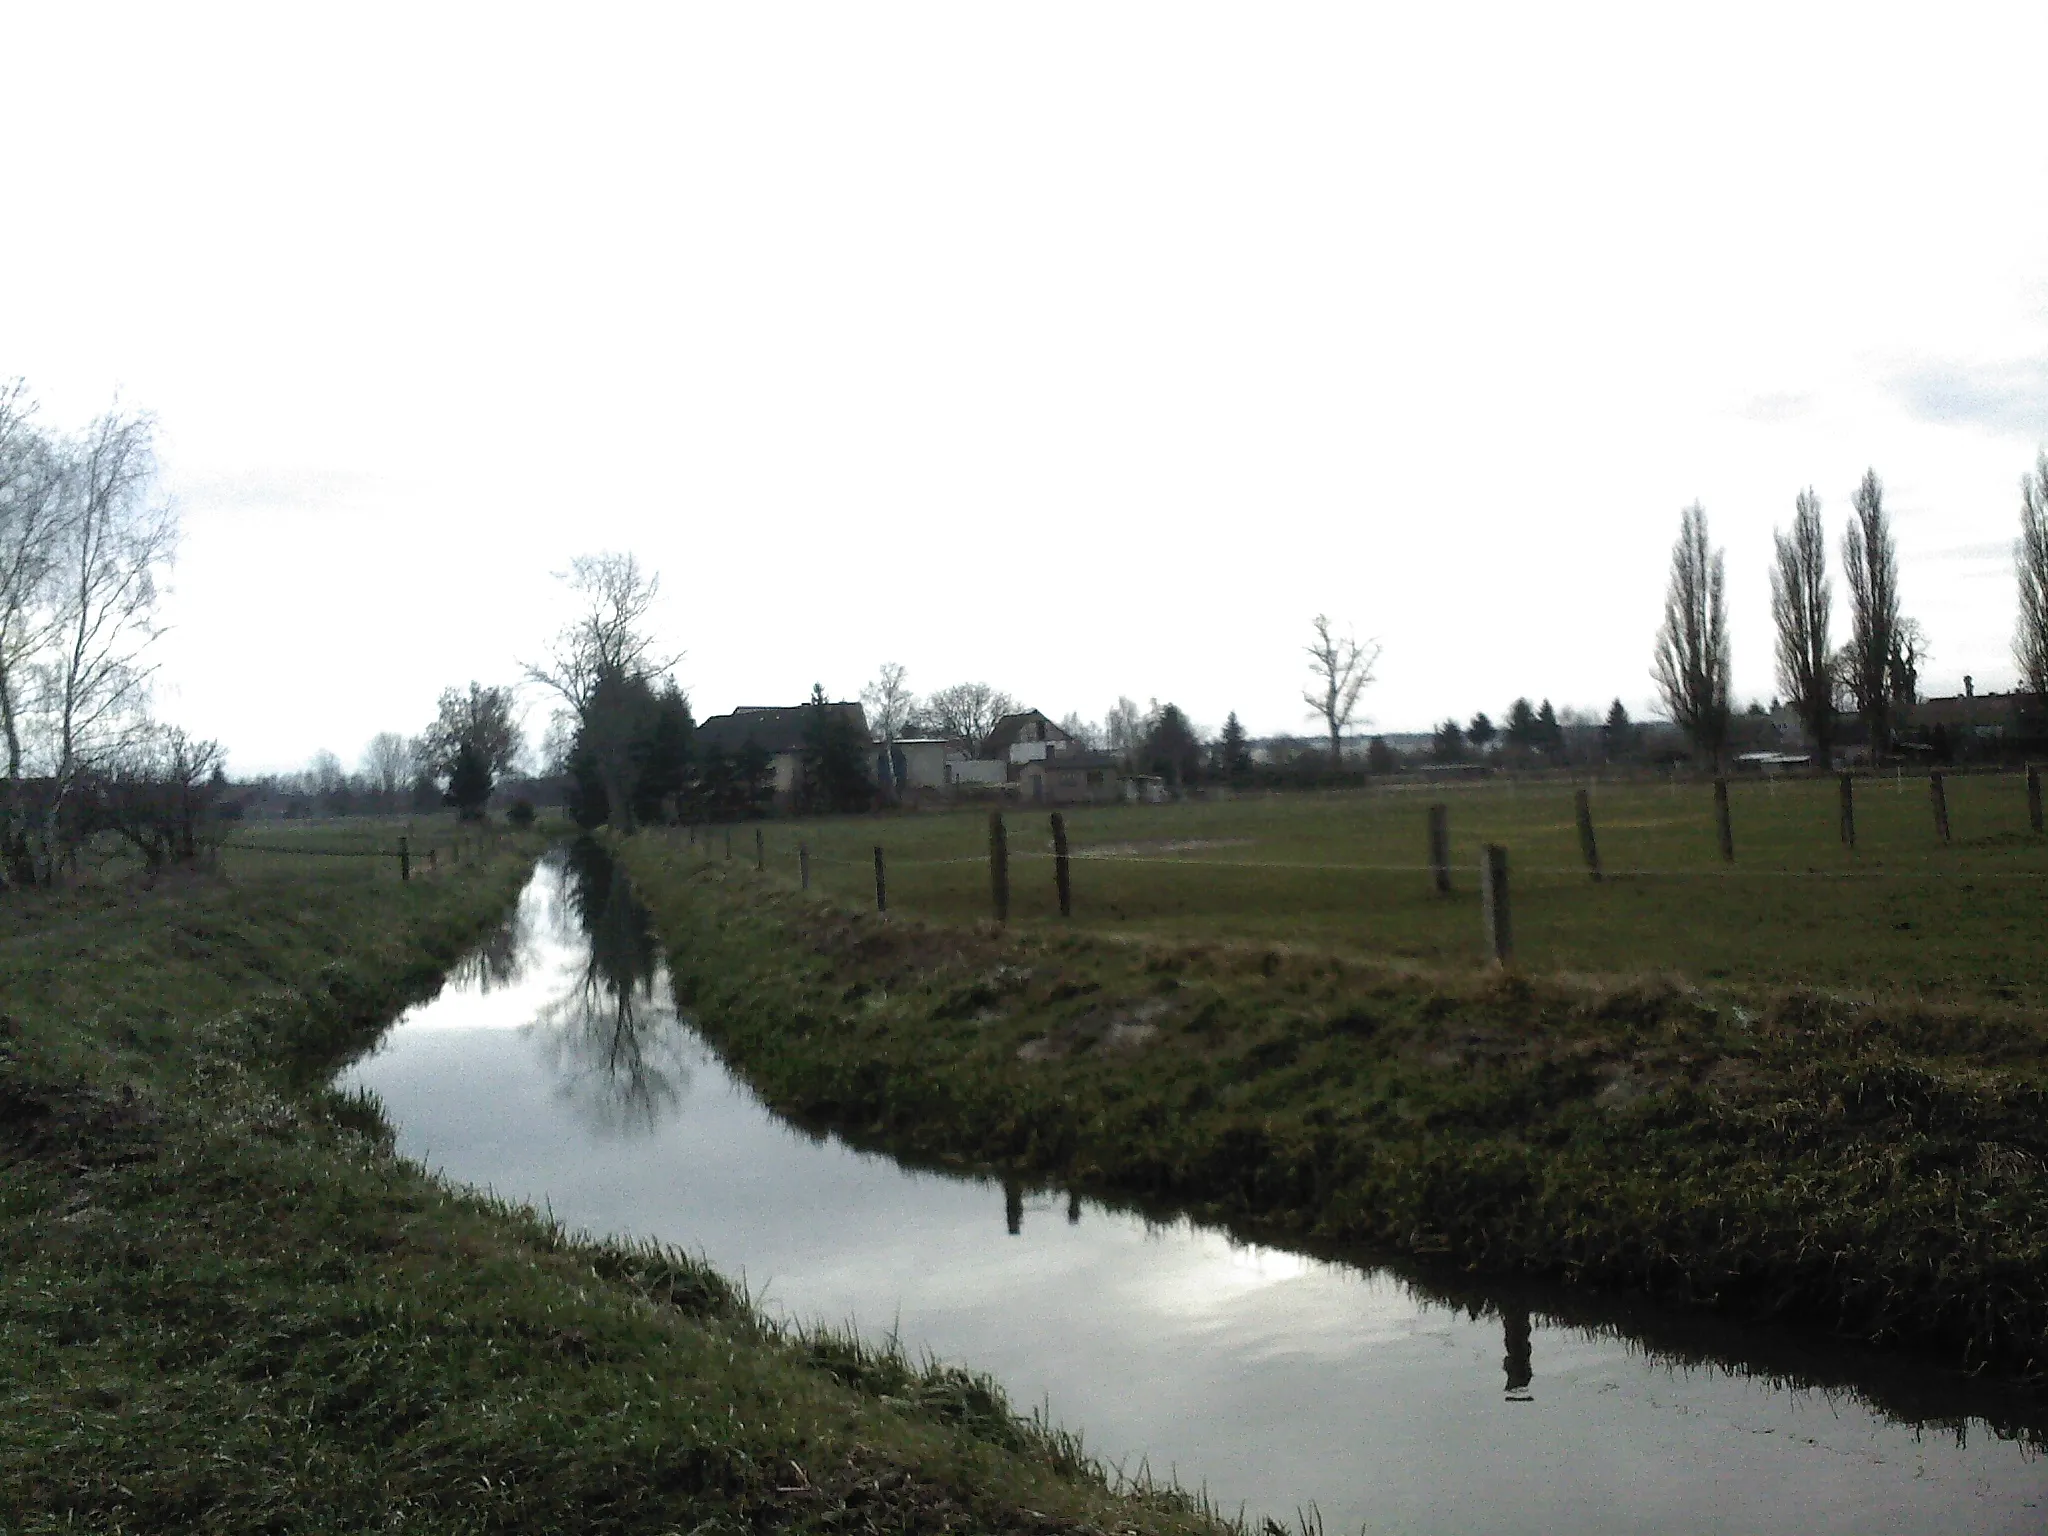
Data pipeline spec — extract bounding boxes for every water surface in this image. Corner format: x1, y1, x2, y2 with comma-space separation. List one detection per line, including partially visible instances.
338, 848, 2048, 1535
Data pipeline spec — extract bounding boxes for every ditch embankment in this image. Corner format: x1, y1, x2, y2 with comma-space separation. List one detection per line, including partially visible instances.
0, 841, 1225, 1536
618, 836, 2048, 1389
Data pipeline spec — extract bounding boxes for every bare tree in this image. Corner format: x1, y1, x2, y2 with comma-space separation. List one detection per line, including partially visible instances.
861, 662, 915, 741
1302, 614, 1379, 763
307, 749, 347, 797
522, 552, 678, 830
2015, 453, 2048, 698
1842, 469, 1900, 762
361, 731, 411, 799
1771, 487, 1834, 768
38, 407, 177, 877
1103, 696, 1144, 765
922, 682, 1015, 753
860, 661, 914, 799
1057, 711, 1102, 749
1888, 616, 1929, 711
523, 553, 678, 717
0, 381, 59, 796
88, 725, 226, 876
1651, 502, 1730, 766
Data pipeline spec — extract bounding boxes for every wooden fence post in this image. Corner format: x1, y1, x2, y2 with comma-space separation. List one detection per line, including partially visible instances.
1050, 812, 1072, 917
1839, 773, 1856, 848
427, 846, 437, 871
1479, 844, 1511, 966
799, 843, 810, 891
398, 836, 409, 883
1427, 804, 1451, 894
989, 811, 1010, 924
1930, 770, 1951, 844
724, 826, 732, 861
755, 826, 765, 871
1574, 788, 1601, 881
873, 845, 887, 914
2030, 765, 2043, 834
1713, 778, 1735, 863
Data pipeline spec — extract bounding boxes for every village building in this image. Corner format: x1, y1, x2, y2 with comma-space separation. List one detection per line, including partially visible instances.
984, 709, 1076, 765
1015, 750, 1125, 805
694, 701, 871, 807
887, 738, 956, 791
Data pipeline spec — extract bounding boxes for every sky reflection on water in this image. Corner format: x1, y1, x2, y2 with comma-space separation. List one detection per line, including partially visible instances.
337, 852, 2048, 1535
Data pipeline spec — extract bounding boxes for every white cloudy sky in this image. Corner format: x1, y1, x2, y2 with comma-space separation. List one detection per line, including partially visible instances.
6, 4, 2048, 772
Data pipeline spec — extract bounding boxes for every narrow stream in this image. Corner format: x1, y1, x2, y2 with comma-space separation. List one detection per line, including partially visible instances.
336, 847, 2048, 1535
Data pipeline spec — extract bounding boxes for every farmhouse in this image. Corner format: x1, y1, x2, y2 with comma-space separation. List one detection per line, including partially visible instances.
985, 709, 1074, 765
695, 702, 871, 807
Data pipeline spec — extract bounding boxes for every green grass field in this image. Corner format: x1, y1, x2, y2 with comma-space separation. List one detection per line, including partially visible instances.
705, 772, 2048, 1006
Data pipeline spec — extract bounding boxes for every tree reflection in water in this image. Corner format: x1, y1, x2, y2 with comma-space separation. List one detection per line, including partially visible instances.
1502, 1306, 1534, 1401
449, 900, 531, 994
530, 840, 692, 1134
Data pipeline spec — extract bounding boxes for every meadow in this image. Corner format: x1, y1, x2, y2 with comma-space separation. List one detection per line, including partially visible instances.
714, 770, 2048, 1006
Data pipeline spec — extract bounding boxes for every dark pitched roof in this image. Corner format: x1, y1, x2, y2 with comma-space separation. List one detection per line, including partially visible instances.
984, 709, 1071, 758
696, 702, 869, 756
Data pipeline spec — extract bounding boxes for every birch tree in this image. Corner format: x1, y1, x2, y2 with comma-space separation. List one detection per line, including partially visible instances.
861, 662, 915, 742
861, 661, 915, 797
0, 383, 59, 797
1771, 487, 1834, 767
2015, 453, 2048, 699
1650, 502, 1730, 766
38, 407, 177, 876
1842, 469, 1900, 762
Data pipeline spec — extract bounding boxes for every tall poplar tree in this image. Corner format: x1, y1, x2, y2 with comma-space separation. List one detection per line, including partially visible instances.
1651, 502, 1730, 766
1842, 470, 1900, 762
1771, 487, 1834, 768
2015, 453, 2048, 699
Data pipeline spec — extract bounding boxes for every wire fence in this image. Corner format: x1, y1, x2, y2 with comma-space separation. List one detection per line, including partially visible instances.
660, 766, 2048, 975
218, 828, 502, 880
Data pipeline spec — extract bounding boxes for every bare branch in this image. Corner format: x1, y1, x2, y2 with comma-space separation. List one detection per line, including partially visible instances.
521, 552, 681, 719
1302, 614, 1379, 761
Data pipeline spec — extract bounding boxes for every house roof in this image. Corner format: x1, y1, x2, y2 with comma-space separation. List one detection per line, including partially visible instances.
984, 709, 1072, 758
697, 702, 869, 756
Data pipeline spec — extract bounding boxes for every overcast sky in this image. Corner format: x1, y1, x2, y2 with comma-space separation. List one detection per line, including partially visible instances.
7, 5, 2048, 773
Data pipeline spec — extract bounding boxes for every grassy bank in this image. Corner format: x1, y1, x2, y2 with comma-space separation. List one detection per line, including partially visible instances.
0, 841, 1226, 1535
618, 834, 2048, 1387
